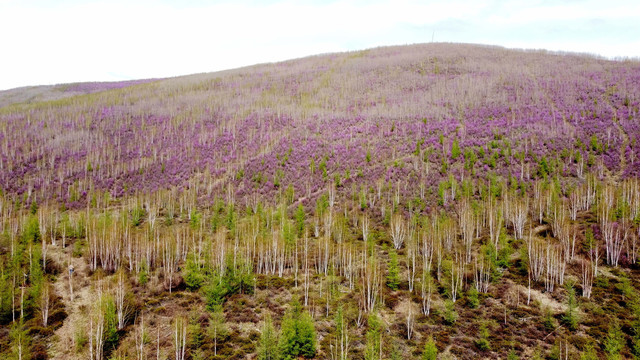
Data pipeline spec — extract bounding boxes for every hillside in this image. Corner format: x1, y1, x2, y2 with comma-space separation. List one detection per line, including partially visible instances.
1, 43, 640, 359
0, 79, 157, 109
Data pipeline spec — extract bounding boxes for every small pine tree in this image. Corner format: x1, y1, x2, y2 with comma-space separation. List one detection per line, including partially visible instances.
204, 273, 226, 311
422, 336, 438, 360
604, 320, 625, 360
475, 322, 491, 351
507, 349, 519, 360
258, 314, 279, 360
295, 204, 306, 237
208, 305, 228, 357
102, 295, 119, 353
9, 320, 31, 360
184, 253, 204, 291
279, 299, 316, 359
390, 343, 402, 360
443, 299, 458, 325
387, 248, 400, 291
365, 313, 382, 360
451, 139, 461, 159
543, 307, 556, 331
467, 287, 479, 309
563, 282, 578, 331
580, 341, 598, 360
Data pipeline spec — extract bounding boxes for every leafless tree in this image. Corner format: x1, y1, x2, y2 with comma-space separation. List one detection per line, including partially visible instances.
174, 317, 187, 360
581, 258, 595, 298
115, 270, 132, 330
420, 270, 433, 315
390, 214, 406, 249
39, 281, 51, 327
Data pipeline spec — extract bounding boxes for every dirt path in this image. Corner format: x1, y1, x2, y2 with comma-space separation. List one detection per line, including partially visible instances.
48, 244, 94, 360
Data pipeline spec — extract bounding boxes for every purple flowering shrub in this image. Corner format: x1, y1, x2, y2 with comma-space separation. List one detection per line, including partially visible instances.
0, 43, 638, 210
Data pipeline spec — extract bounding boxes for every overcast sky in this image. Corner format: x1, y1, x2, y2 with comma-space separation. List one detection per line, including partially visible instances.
1, 0, 639, 90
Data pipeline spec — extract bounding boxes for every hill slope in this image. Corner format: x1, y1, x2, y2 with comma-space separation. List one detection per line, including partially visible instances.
1, 43, 638, 208
0, 43, 640, 360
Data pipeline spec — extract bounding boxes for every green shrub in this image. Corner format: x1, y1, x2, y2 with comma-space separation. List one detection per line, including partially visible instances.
563, 283, 579, 331
443, 300, 458, 325
467, 287, 479, 309
138, 262, 149, 285
258, 313, 279, 360
422, 336, 438, 360
184, 253, 204, 291
9, 321, 31, 360
604, 320, 625, 360
365, 313, 382, 360
203, 255, 255, 311
279, 299, 316, 359
543, 307, 556, 331
102, 295, 119, 352
580, 341, 598, 360
474, 322, 491, 351
208, 306, 228, 356
451, 139, 461, 159
130, 206, 145, 226
386, 248, 400, 291
75, 328, 88, 352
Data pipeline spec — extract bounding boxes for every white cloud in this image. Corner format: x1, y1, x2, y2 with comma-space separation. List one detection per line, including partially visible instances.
0, 0, 638, 90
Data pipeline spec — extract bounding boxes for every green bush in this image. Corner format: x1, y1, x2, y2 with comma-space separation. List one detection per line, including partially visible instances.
279, 299, 316, 359
474, 322, 491, 351
365, 313, 382, 360
543, 307, 556, 331
386, 248, 400, 291
9, 321, 31, 360
422, 336, 438, 360
580, 341, 598, 360
507, 349, 519, 360
467, 287, 479, 309
75, 328, 89, 352
258, 313, 279, 360
451, 139, 461, 159
203, 256, 254, 311
563, 283, 578, 331
604, 320, 625, 360
184, 253, 204, 291
102, 295, 119, 352
138, 262, 149, 285
443, 300, 458, 325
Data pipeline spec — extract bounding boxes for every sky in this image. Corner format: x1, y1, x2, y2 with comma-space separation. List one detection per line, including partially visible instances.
1, 0, 639, 90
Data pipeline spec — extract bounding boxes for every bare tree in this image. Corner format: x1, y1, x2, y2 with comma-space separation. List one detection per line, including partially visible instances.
580, 258, 595, 298
527, 231, 545, 282
544, 244, 565, 292
135, 314, 145, 360
406, 234, 418, 293
474, 257, 490, 293
90, 297, 105, 360
115, 270, 132, 330
361, 215, 370, 244
174, 317, 187, 360
390, 214, 406, 249
459, 199, 475, 263
487, 199, 503, 253
39, 281, 51, 327
420, 270, 433, 315
361, 252, 381, 313
512, 197, 528, 240
450, 252, 464, 302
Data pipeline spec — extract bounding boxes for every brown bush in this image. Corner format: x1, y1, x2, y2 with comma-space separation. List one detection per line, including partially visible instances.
31, 342, 48, 360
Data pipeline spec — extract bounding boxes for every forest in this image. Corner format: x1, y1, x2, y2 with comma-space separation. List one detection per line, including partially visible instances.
0, 43, 640, 359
